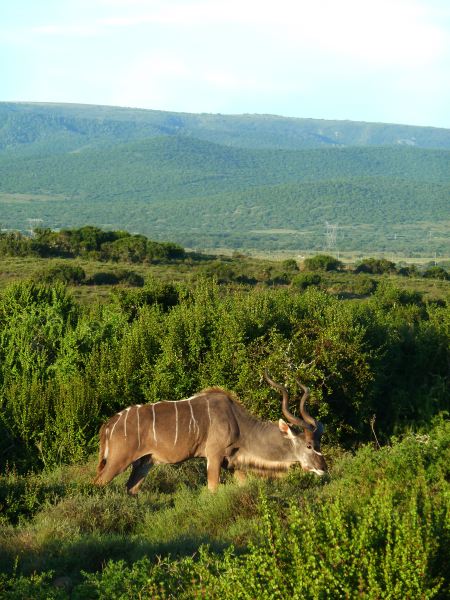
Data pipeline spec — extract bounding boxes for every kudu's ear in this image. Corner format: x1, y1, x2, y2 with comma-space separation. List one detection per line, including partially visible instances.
279, 419, 295, 439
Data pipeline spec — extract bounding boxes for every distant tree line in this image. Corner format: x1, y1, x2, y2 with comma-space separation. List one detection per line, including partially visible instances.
302, 254, 449, 280
35, 263, 145, 287
0, 226, 185, 263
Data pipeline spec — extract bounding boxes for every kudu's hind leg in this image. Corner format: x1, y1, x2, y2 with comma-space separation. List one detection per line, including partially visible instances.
126, 455, 153, 496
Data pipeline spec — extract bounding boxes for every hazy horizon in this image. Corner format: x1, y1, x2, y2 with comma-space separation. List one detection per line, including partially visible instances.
2, 1, 450, 130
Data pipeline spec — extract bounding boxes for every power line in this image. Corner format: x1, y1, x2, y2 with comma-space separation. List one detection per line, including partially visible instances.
26, 218, 43, 237
325, 221, 338, 253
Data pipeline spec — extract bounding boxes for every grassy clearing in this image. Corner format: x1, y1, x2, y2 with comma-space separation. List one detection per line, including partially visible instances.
1, 254, 449, 304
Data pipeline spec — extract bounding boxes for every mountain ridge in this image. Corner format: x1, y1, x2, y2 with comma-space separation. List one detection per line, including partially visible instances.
2, 102, 450, 153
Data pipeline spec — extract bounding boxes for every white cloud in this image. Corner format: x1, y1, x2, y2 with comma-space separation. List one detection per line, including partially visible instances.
3, 0, 450, 125
91, 0, 450, 80
31, 23, 104, 37
26, 0, 450, 70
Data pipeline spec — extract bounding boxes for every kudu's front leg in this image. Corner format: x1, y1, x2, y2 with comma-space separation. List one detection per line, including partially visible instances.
206, 454, 223, 492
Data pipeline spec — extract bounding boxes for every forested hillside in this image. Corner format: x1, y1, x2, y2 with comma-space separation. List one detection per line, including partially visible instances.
1, 103, 449, 256
3, 102, 450, 153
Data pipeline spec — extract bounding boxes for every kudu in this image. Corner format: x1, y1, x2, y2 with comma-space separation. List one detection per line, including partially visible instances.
94, 371, 327, 494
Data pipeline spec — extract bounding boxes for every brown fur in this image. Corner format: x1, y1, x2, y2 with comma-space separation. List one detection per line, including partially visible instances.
199, 386, 239, 402
95, 424, 108, 479
94, 384, 327, 494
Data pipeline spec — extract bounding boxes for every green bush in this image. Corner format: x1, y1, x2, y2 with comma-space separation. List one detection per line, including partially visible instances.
355, 257, 397, 274
116, 270, 144, 287
110, 277, 180, 319
0, 571, 66, 600
89, 271, 120, 285
303, 254, 342, 271
350, 274, 377, 296
397, 264, 419, 277
1, 227, 185, 263
423, 266, 449, 280
291, 272, 322, 289
0, 231, 35, 257
36, 263, 86, 285
280, 258, 299, 271
88, 270, 144, 286
201, 261, 237, 283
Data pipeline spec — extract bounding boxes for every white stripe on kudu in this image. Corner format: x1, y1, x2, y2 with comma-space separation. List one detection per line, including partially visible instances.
109, 412, 122, 438
123, 407, 131, 438
207, 398, 212, 427
174, 402, 179, 446
152, 404, 157, 444
188, 400, 199, 435
136, 405, 141, 448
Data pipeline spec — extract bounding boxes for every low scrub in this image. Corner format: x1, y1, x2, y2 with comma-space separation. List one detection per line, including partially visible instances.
35, 263, 86, 285
87, 270, 144, 287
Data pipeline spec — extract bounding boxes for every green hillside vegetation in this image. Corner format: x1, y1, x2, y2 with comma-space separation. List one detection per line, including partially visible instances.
2, 102, 450, 152
1, 133, 449, 255
1, 102, 450, 257
0, 264, 448, 597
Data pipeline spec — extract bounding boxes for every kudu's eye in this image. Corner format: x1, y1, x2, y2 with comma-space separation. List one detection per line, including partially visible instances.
306, 444, 312, 450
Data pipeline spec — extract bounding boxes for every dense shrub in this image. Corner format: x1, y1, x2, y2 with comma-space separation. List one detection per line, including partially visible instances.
303, 254, 342, 271
280, 258, 299, 271
88, 271, 120, 285
201, 261, 236, 283
110, 278, 180, 319
0, 227, 185, 263
355, 257, 397, 274
291, 272, 322, 289
0, 231, 35, 257
88, 270, 144, 286
0, 279, 449, 471
397, 263, 419, 277
348, 274, 377, 296
36, 263, 86, 285
116, 270, 144, 287
423, 265, 449, 280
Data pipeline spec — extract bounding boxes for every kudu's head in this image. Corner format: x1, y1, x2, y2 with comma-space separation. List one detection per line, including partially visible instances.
264, 370, 327, 475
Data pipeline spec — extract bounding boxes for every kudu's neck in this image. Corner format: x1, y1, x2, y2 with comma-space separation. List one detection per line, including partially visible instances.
232, 405, 295, 466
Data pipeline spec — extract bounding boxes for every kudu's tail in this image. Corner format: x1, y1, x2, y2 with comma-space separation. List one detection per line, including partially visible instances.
94, 423, 108, 483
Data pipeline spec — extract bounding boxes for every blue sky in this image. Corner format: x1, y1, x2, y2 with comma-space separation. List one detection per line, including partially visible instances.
2, 0, 450, 128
